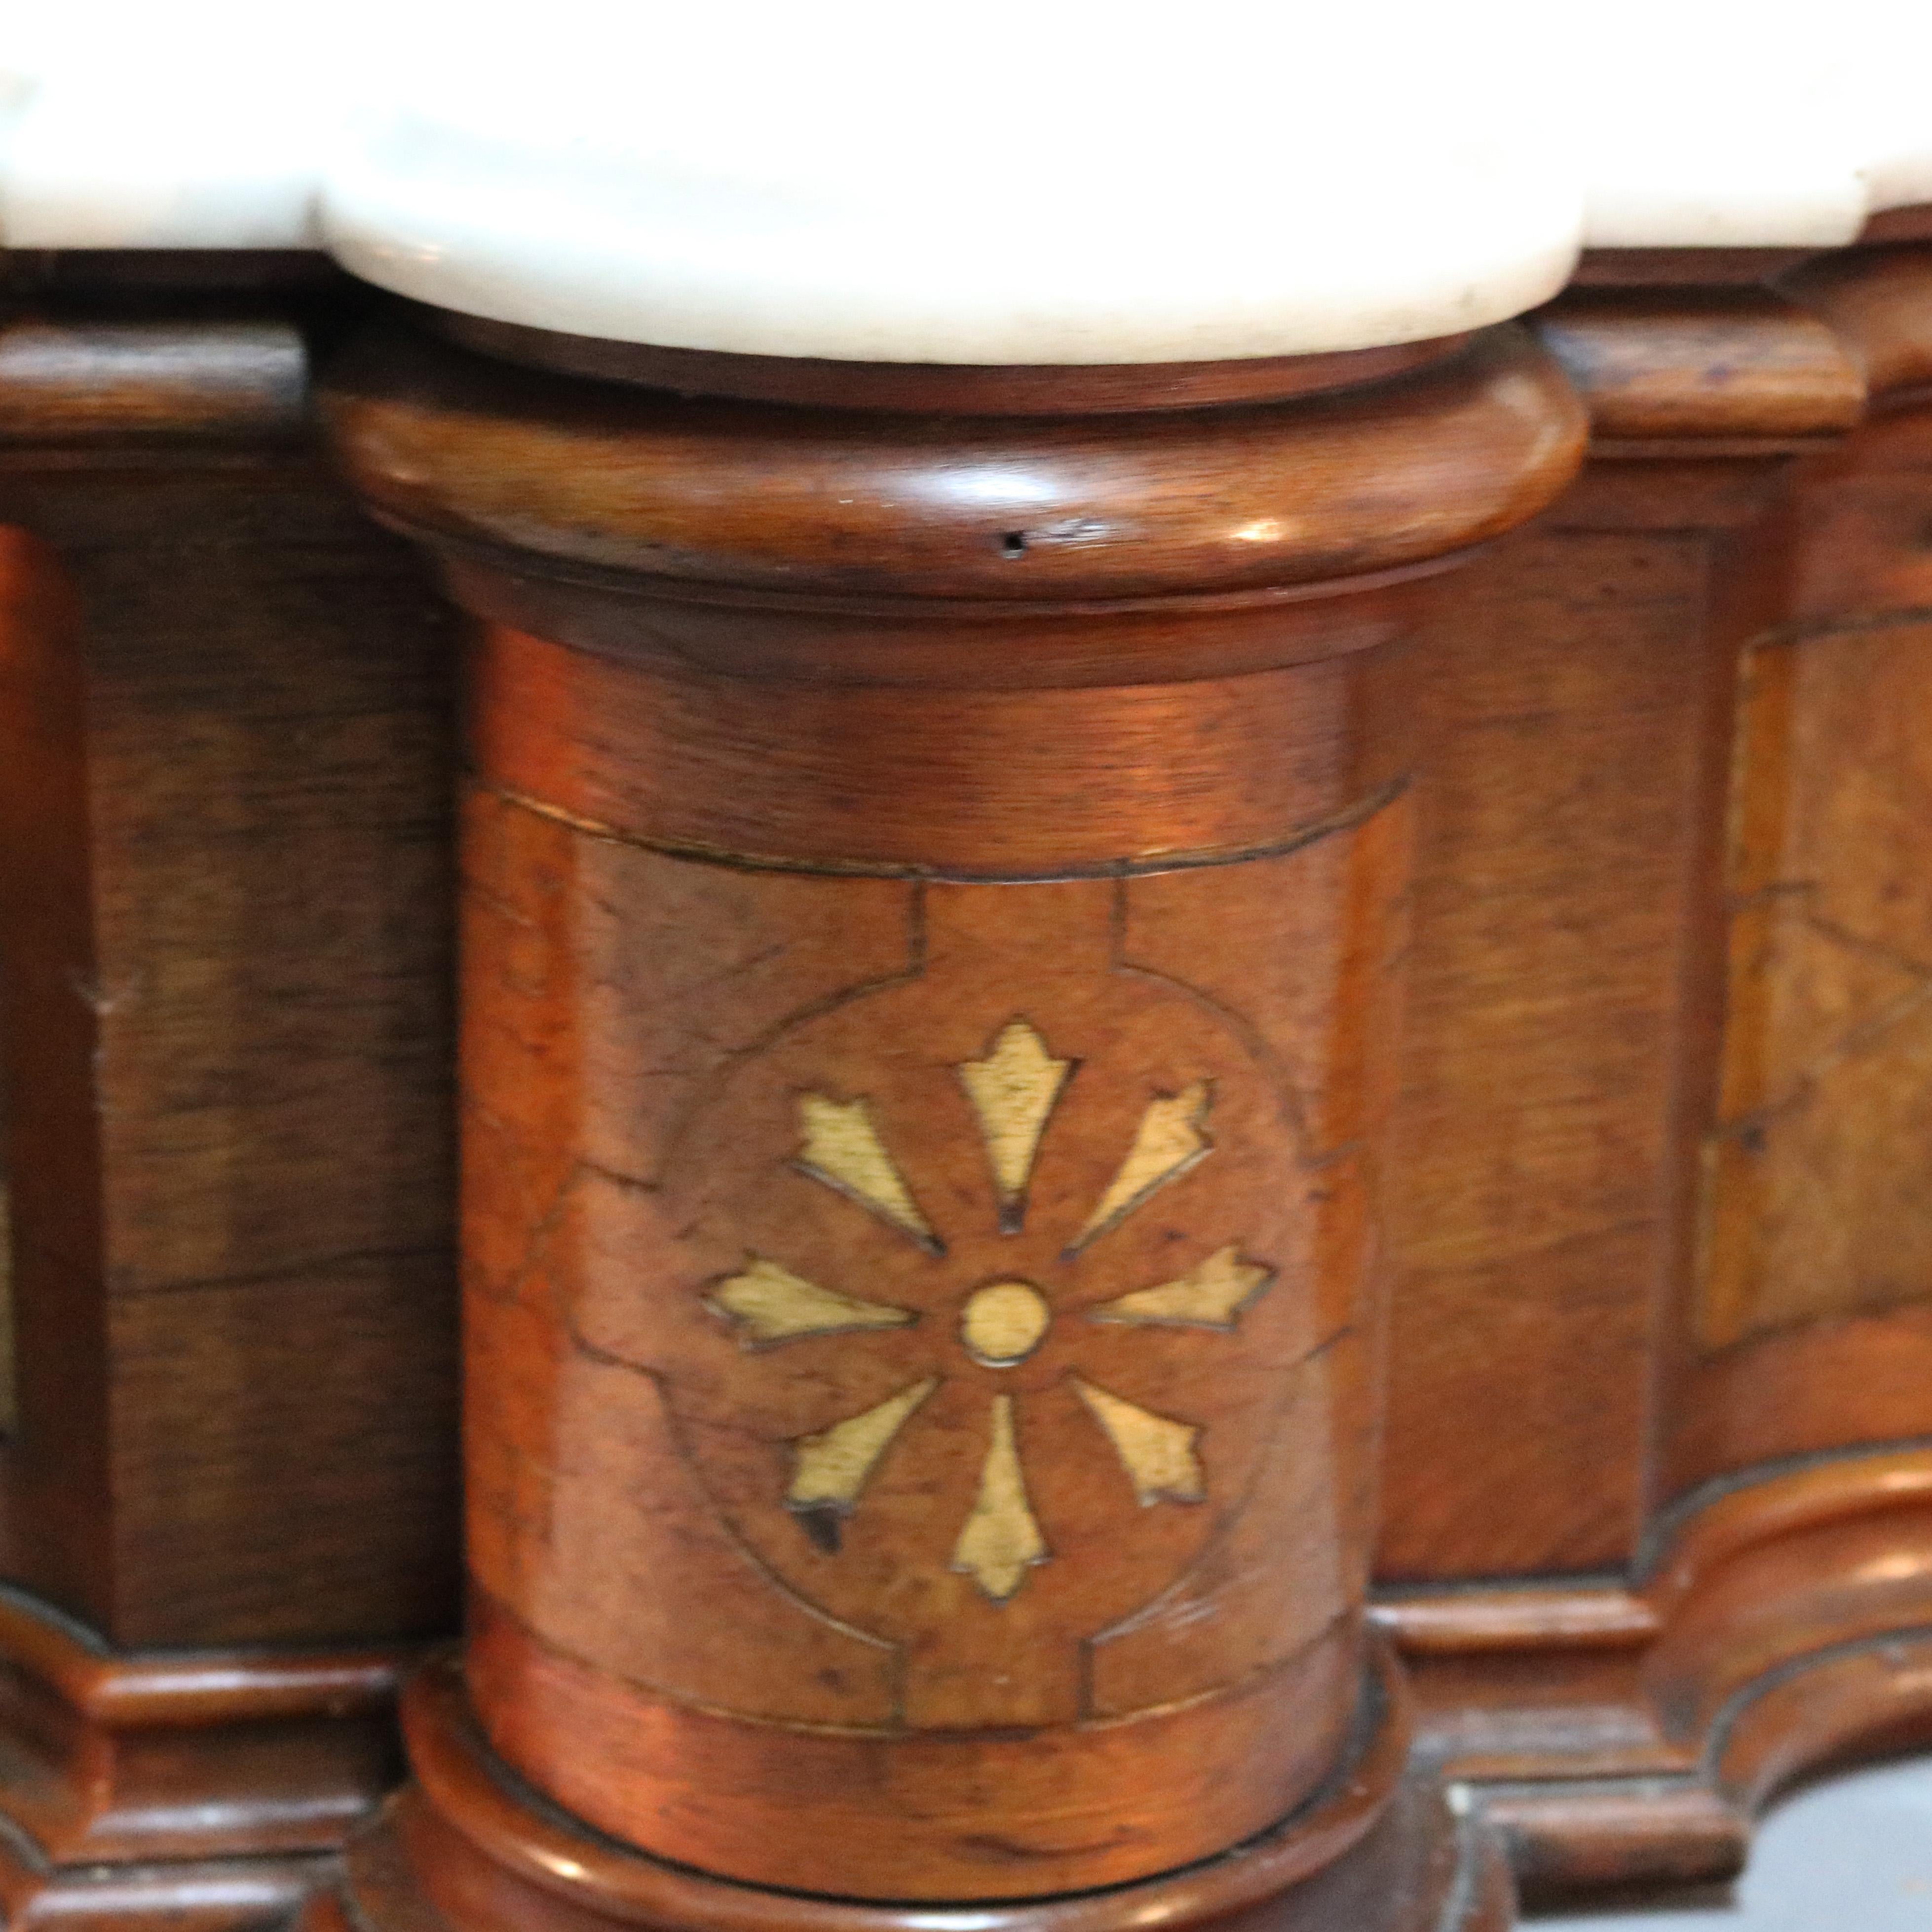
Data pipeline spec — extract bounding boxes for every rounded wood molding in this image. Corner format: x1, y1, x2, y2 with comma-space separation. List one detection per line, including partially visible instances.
0, 317, 311, 444
0, 1579, 411, 1730
1529, 288, 1864, 440
1385, 1444, 1932, 1900
1533, 241, 1932, 442
320, 321, 1586, 608
1715, 1627, 1932, 1814
463, 1596, 1366, 1901
0, 1582, 417, 1889
1641, 1443, 1932, 1614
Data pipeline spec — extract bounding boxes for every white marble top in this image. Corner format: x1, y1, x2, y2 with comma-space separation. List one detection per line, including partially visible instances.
5, 2, 1932, 362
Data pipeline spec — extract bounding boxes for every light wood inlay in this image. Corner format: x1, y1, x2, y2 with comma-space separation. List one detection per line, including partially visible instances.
950, 1395, 1050, 1602
1070, 1081, 1214, 1254
707, 1257, 917, 1350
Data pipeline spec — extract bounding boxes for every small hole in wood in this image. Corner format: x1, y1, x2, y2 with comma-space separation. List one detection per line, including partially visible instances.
999, 531, 1027, 559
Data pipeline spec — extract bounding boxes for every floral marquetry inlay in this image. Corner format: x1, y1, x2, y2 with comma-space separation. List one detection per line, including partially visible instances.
704, 1017, 1276, 1603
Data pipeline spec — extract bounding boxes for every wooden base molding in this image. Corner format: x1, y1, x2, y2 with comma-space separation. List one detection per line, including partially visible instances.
0, 1583, 413, 1927
1379, 1445, 1932, 1902
302, 1647, 1510, 1932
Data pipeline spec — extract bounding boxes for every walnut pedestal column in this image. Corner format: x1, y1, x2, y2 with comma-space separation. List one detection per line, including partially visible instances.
310, 320, 1585, 1932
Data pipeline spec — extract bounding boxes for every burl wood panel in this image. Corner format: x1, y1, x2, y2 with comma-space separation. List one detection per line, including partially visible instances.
1663, 395, 1932, 1485
0, 379, 459, 1646
459, 725, 1409, 1898
1700, 610, 1932, 1349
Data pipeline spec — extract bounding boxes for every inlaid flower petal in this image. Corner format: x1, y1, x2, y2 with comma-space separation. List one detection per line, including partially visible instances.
1088, 1244, 1273, 1332
793, 1093, 941, 1253
1072, 1378, 1206, 1506
951, 1395, 1049, 1600
788, 1377, 939, 1553
708, 1256, 918, 1349
956, 1018, 1074, 1233
1068, 1080, 1213, 1253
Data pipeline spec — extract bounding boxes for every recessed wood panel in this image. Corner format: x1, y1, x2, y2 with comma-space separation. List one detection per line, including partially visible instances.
1661, 402, 1932, 1495
1697, 616, 1932, 1350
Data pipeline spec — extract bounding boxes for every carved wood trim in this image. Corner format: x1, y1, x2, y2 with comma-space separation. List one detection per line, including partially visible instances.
1377, 1445, 1932, 1901
0, 1581, 419, 1872
0, 1580, 409, 1727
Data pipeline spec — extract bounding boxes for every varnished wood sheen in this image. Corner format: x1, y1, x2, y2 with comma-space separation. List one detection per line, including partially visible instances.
1533, 288, 1862, 438
466, 621, 1412, 875
0, 1583, 413, 1928
1379, 244, 1932, 1585
0, 320, 308, 441
323, 322, 1584, 603
0, 306, 459, 1649
1357, 241, 1932, 1908
1390, 1445, 1932, 1899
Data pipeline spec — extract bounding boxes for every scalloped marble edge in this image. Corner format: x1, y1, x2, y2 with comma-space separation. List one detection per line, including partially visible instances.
4, 0, 1932, 361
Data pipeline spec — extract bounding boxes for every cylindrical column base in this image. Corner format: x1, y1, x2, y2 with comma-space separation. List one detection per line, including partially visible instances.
303, 1647, 1511, 1932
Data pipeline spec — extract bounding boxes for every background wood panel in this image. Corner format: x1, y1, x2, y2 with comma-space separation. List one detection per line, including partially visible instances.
0, 404, 461, 1646
1378, 522, 1716, 1577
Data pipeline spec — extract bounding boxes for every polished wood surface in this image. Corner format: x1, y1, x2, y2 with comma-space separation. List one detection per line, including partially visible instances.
1378, 259, 1932, 1582
0, 1582, 409, 1861
1383, 1445, 1932, 1900
430, 310, 1471, 414
310, 1648, 1510, 1932
323, 322, 1581, 602
462, 618, 1412, 874
8, 233, 1932, 1929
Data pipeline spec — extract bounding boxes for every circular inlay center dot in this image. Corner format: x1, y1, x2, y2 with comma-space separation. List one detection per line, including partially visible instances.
961, 1281, 1051, 1367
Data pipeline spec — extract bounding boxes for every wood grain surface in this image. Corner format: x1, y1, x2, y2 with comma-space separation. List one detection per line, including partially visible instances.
12, 233, 1932, 1932
0, 310, 460, 1647
1378, 252, 1932, 1582
1368, 243, 1932, 1909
